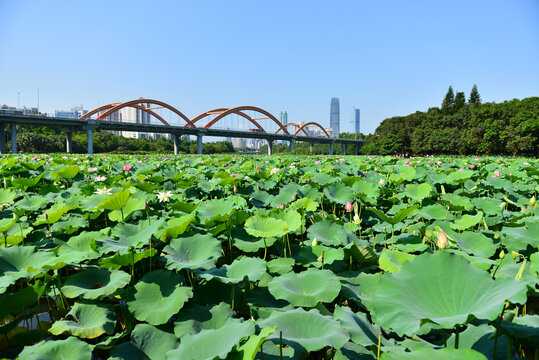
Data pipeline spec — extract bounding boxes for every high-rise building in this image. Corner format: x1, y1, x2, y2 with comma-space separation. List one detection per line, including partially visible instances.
280, 111, 288, 125
55, 106, 88, 119
330, 98, 340, 136
353, 107, 360, 134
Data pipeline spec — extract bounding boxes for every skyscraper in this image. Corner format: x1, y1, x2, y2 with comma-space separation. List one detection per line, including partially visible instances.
330, 98, 340, 136
280, 111, 288, 125
353, 107, 360, 134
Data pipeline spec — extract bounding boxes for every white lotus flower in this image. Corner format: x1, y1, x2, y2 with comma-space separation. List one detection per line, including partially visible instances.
157, 191, 173, 202
95, 176, 107, 182
270, 168, 280, 175
94, 187, 112, 195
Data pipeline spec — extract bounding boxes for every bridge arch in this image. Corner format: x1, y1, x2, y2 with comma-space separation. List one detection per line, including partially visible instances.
294, 122, 331, 138
202, 106, 290, 135
81, 99, 196, 127
190, 108, 264, 132
274, 123, 310, 137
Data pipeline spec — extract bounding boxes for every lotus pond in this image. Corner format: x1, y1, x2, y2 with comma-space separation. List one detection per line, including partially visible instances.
0, 154, 537, 360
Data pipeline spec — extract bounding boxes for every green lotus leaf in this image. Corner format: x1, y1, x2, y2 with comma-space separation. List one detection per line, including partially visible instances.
174, 302, 235, 338
472, 198, 503, 216
334, 341, 376, 360
451, 230, 497, 258
250, 189, 273, 207
14, 195, 50, 212
451, 212, 483, 231
500, 315, 539, 344
98, 189, 131, 211
417, 204, 448, 220
160, 213, 196, 240
49, 302, 116, 339
0, 246, 55, 294
197, 198, 240, 223
55, 166, 80, 179
404, 183, 432, 202
269, 183, 300, 208
108, 197, 146, 221
99, 218, 165, 255
371, 251, 528, 336
257, 308, 349, 353
61, 268, 131, 299
307, 220, 349, 246
333, 306, 380, 347
110, 324, 179, 360
381, 346, 487, 360
0, 285, 42, 319
500, 223, 539, 252
167, 317, 255, 360
12, 173, 44, 189
378, 249, 415, 273
290, 197, 319, 212
270, 209, 302, 234
389, 166, 416, 183
268, 268, 341, 307
0, 215, 15, 233
161, 232, 222, 271
56, 231, 103, 264
127, 269, 193, 325
323, 183, 355, 205
18, 336, 92, 360
298, 244, 345, 268
267, 257, 295, 275
230, 326, 277, 360
351, 180, 379, 199
441, 193, 474, 211
0, 189, 17, 205
446, 170, 475, 184
33, 203, 68, 225
99, 247, 157, 270
531, 252, 539, 276
244, 215, 287, 238
447, 324, 511, 360
367, 205, 418, 225
232, 227, 277, 252
200, 257, 266, 284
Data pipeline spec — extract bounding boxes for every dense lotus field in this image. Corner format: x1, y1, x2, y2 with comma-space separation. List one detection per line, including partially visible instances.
0, 154, 537, 360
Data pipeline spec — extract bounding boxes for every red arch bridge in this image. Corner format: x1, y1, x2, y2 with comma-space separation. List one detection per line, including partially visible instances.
0, 98, 364, 155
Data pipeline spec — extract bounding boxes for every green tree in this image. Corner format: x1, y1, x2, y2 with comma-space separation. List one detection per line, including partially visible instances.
468, 84, 481, 104
454, 92, 466, 111
441, 86, 455, 114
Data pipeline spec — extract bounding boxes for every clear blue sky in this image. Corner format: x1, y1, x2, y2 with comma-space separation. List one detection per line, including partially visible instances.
1, 0, 538, 134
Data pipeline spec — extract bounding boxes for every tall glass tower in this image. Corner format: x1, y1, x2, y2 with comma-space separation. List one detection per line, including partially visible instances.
330, 98, 340, 136
353, 108, 360, 134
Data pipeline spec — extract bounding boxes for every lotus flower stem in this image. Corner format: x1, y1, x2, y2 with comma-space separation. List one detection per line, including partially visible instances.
377, 331, 382, 359
231, 285, 235, 310
454, 325, 460, 348
279, 331, 283, 360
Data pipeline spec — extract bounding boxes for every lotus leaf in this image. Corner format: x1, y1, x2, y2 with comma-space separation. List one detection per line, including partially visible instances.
378, 249, 415, 273
307, 220, 349, 246
404, 183, 432, 202
268, 268, 341, 307
110, 324, 179, 360
323, 183, 355, 205
447, 324, 511, 360
161, 232, 222, 271
371, 251, 528, 336
451, 212, 483, 231
333, 306, 380, 346
381, 347, 487, 360
0, 246, 55, 294
127, 269, 193, 325
160, 213, 195, 240
18, 336, 92, 360
367, 205, 418, 225
244, 215, 288, 238
200, 256, 266, 284
166, 317, 255, 360
49, 302, 116, 339
267, 257, 295, 274
61, 268, 131, 299
98, 189, 131, 211
257, 308, 349, 353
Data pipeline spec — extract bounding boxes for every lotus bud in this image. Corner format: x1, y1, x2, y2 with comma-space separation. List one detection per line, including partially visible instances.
511, 251, 519, 260
353, 214, 361, 225
143, 201, 148, 210
44, 213, 49, 220
345, 201, 353, 213
500, 202, 507, 210
292, 194, 296, 200
499, 250, 505, 259
353, 202, 358, 214
233, 185, 237, 194
280, 203, 284, 209
531, 195, 536, 206
437, 229, 448, 249
311, 238, 318, 246
494, 233, 499, 239
317, 251, 324, 263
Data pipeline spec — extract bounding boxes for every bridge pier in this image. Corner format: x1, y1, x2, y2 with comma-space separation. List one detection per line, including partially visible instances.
289, 138, 295, 152
342, 143, 346, 155
10, 124, 17, 153
65, 131, 73, 153
309, 143, 313, 154
0, 125, 5, 154
173, 134, 180, 155
197, 135, 203, 155
267, 140, 273, 155
87, 129, 93, 155
329, 141, 334, 156
355, 144, 359, 155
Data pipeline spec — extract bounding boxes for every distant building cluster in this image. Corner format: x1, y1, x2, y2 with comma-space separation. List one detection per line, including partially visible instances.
1, 104, 40, 115
55, 106, 88, 119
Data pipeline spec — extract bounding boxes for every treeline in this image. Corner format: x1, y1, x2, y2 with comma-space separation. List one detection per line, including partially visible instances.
11, 127, 235, 154
362, 86, 538, 156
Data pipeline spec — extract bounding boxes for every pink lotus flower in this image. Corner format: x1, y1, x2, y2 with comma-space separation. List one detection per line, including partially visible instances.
123, 164, 132, 171
345, 201, 353, 213
164, 157, 169, 161
470, 164, 475, 169
436, 161, 442, 165
201, 160, 205, 164
494, 170, 501, 176
459, 168, 464, 171
315, 160, 321, 165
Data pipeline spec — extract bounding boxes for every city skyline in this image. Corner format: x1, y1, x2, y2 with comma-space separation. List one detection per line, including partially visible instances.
1, 1, 538, 135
